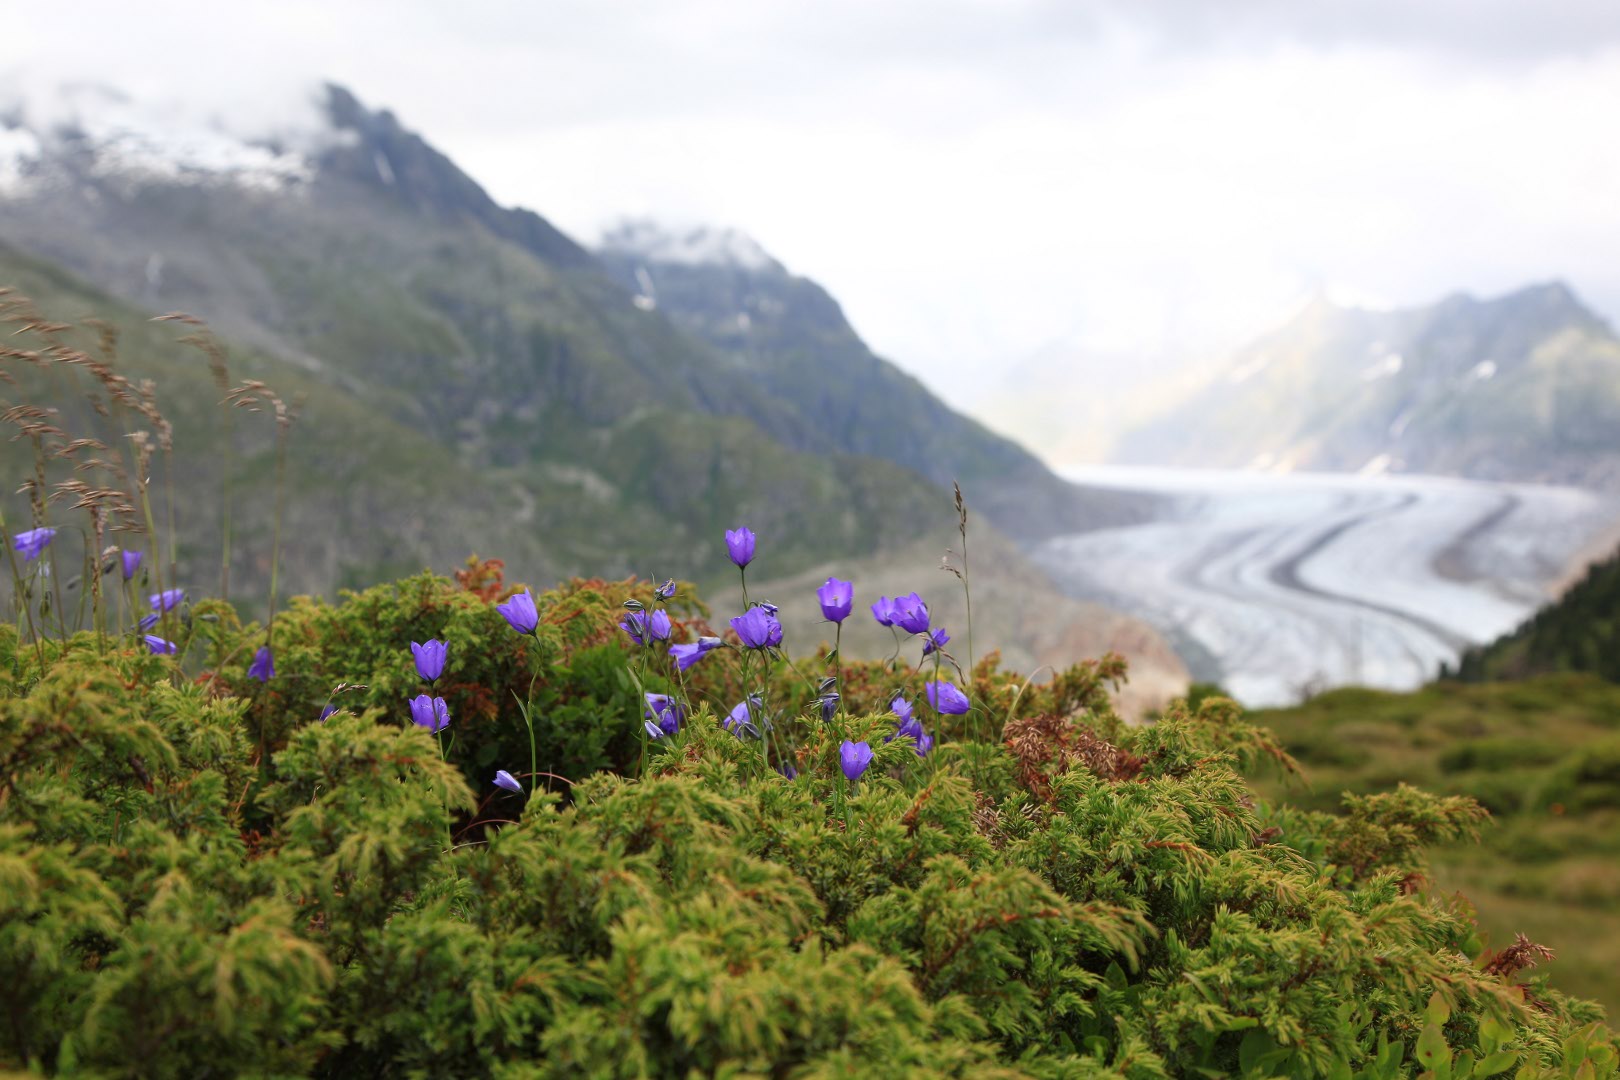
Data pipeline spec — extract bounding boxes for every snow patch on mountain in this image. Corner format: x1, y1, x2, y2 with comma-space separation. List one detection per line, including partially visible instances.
599, 219, 778, 272
0, 79, 353, 194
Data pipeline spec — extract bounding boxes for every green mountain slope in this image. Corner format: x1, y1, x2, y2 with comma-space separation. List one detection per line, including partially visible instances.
1113, 283, 1620, 487
0, 240, 566, 596
1456, 540, 1620, 682
0, 241, 957, 600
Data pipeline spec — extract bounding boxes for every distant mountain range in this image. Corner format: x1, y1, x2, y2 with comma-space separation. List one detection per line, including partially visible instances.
0, 82, 1182, 695
1111, 283, 1620, 488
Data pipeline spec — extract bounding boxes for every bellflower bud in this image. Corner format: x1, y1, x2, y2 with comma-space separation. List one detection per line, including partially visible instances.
496, 590, 539, 634
247, 646, 274, 682
409, 694, 450, 733
411, 639, 447, 683
725, 526, 756, 568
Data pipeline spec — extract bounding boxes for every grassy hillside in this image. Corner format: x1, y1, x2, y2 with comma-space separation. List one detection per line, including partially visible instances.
0, 244, 963, 605
1247, 675, 1620, 1013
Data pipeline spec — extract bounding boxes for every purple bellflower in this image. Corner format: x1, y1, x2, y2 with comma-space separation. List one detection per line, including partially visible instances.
148, 588, 185, 613
871, 596, 897, 627
669, 635, 724, 671
816, 577, 854, 623
839, 740, 873, 781
320, 703, 339, 722
922, 627, 950, 655
138, 613, 159, 632
892, 592, 930, 635
655, 578, 677, 600
120, 549, 143, 581
494, 770, 524, 794
724, 694, 764, 738
409, 694, 450, 733
247, 646, 274, 682
496, 590, 539, 634
725, 526, 756, 568
926, 680, 970, 715
12, 527, 56, 562
619, 609, 672, 646
412, 639, 447, 683
730, 606, 782, 650
644, 693, 684, 735
643, 718, 667, 739
143, 635, 177, 655
890, 712, 925, 743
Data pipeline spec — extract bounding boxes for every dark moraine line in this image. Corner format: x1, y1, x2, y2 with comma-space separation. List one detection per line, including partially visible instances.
1262, 491, 1471, 651
1431, 493, 1523, 583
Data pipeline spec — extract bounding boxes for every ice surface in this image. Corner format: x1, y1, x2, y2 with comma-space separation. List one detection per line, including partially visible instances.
1039, 466, 1620, 706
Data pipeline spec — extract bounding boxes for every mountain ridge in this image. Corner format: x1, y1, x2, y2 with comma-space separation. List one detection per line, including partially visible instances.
1110, 280, 1620, 488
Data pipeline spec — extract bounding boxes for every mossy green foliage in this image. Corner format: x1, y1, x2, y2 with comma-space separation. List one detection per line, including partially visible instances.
0, 576, 1614, 1077
1249, 675, 1620, 1014
1456, 544, 1620, 683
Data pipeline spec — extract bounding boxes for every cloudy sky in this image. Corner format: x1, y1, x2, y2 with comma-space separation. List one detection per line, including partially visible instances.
6, 1, 1620, 414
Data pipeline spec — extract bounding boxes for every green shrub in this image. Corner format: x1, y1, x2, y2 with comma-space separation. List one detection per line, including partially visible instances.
0, 577, 1613, 1077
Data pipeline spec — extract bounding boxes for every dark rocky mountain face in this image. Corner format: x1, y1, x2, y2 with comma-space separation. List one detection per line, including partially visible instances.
1111, 282, 1620, 488
0, 84, 1151, 602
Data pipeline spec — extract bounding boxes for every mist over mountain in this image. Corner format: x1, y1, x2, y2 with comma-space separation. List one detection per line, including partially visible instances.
1110, 282, 1620, 487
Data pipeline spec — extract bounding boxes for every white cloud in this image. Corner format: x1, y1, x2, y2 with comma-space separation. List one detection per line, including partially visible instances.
3, 1, 1618, 418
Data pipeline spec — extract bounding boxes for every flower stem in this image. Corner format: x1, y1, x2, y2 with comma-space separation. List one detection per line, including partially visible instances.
834, 623, 844, 718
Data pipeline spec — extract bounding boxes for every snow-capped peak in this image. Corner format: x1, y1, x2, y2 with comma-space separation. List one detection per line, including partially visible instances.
598, 219, 778, 272
0, 79, 352, 196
